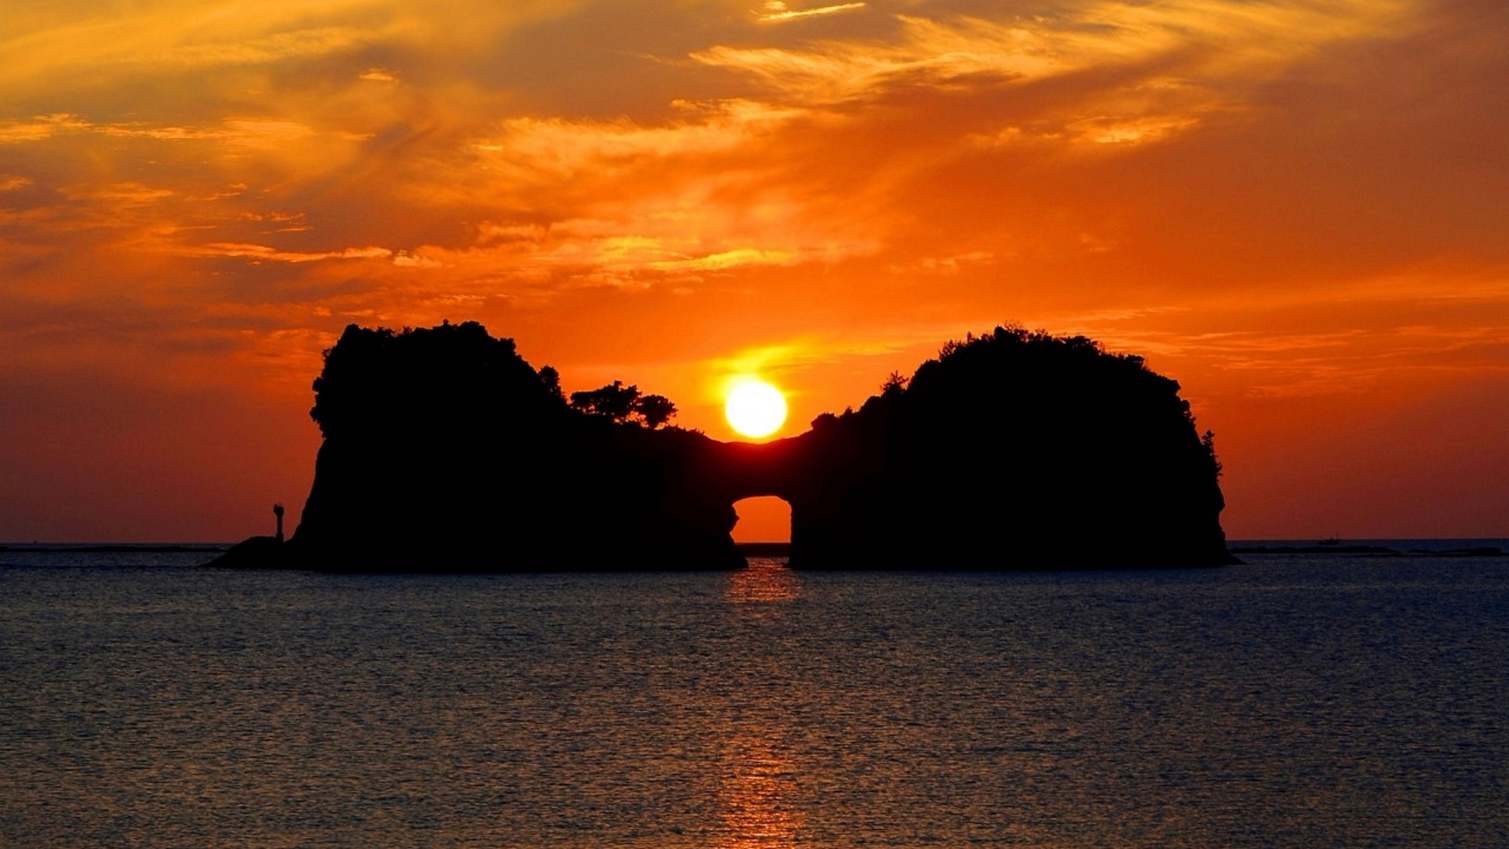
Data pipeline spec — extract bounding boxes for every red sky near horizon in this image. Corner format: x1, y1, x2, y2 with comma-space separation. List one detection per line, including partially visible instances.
3, 0, 1506, 543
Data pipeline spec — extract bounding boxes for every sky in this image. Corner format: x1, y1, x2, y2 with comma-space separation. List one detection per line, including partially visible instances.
2, 0, 1506, 543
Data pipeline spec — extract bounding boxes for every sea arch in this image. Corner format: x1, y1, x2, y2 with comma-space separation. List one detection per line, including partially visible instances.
731, 496, 791, 545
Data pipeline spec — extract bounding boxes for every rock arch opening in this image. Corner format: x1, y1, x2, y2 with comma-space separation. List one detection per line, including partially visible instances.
731, 495, 791, 544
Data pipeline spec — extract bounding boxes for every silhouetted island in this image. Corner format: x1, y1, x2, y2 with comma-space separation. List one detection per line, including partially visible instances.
212, 321, 1235, 571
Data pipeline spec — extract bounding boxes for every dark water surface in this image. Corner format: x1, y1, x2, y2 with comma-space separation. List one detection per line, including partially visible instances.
3, 547, 1506, 848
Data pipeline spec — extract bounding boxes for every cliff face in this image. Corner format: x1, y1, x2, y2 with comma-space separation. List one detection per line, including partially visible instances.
216, 321, 1233, 571
276, 321, 743, 571
774, 327, 1232, 568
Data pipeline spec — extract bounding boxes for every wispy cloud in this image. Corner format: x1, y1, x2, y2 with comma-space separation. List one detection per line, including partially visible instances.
174, 243, 395, 264
0, 114, 92, 143
694, 16, 1059, 103
476, 99, 809, 178
120, 27, 370, 70
0, 114, 354, 147
756, 2, 866, 24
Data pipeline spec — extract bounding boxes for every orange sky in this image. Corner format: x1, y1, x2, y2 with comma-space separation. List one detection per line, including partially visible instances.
2, 0, 1506, 543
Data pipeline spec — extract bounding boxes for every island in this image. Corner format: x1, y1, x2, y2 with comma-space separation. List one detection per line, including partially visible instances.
213, 321, 1236, 571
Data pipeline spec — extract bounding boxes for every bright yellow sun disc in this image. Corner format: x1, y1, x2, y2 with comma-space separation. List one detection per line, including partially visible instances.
725, 380, 787, 438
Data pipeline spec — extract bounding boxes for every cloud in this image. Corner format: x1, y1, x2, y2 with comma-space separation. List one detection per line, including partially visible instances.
417, 96, 887, 284
174, 243, 395, 264
649, 248, 798, 272
476, 99, 809, 179
57, 182, 176, 205
0, 114, 92, 143
1068, 114, 1203, 146
0, 113, 355, 150
696, 2, 1416, 124
757, 2, 867, 24
886, 251, 998, 275
120, 27, 370, 70
694, 16, 1058, 104
0, 15, 364, 99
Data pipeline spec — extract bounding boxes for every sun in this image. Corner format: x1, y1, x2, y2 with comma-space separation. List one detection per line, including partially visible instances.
725, 379, 788, 438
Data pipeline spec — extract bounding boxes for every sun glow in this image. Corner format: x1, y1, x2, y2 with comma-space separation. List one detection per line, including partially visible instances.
724, 379, 788, 438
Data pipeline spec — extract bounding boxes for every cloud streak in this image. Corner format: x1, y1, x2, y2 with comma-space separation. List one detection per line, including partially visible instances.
757, 2, 867, 24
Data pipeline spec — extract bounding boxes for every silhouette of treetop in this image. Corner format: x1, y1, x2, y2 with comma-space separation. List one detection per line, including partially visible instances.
569, 380, 678, 429
811, 323, 1222, 482
309, 321, 681, 440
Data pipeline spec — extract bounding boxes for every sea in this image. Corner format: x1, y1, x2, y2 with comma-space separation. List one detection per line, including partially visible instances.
2, 541, 1506, 848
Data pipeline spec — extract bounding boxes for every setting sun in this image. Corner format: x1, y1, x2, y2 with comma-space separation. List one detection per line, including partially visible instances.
725, 379, 788, 438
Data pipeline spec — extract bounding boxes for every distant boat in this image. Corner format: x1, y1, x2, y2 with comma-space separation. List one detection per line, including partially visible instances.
1318, 536, 1341, 546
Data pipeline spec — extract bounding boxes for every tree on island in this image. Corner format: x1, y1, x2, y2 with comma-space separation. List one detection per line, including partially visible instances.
569, 380, 678, 429
633, 393, 678, 429
538, 365, 565, 401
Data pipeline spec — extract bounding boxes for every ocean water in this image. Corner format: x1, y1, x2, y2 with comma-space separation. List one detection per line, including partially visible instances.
2, 544, 1506, 848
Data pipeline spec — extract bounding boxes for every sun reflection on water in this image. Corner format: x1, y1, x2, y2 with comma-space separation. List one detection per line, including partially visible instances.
726, 557, 801, 611
716, 732, 803, 848
718, 557, 805, 845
